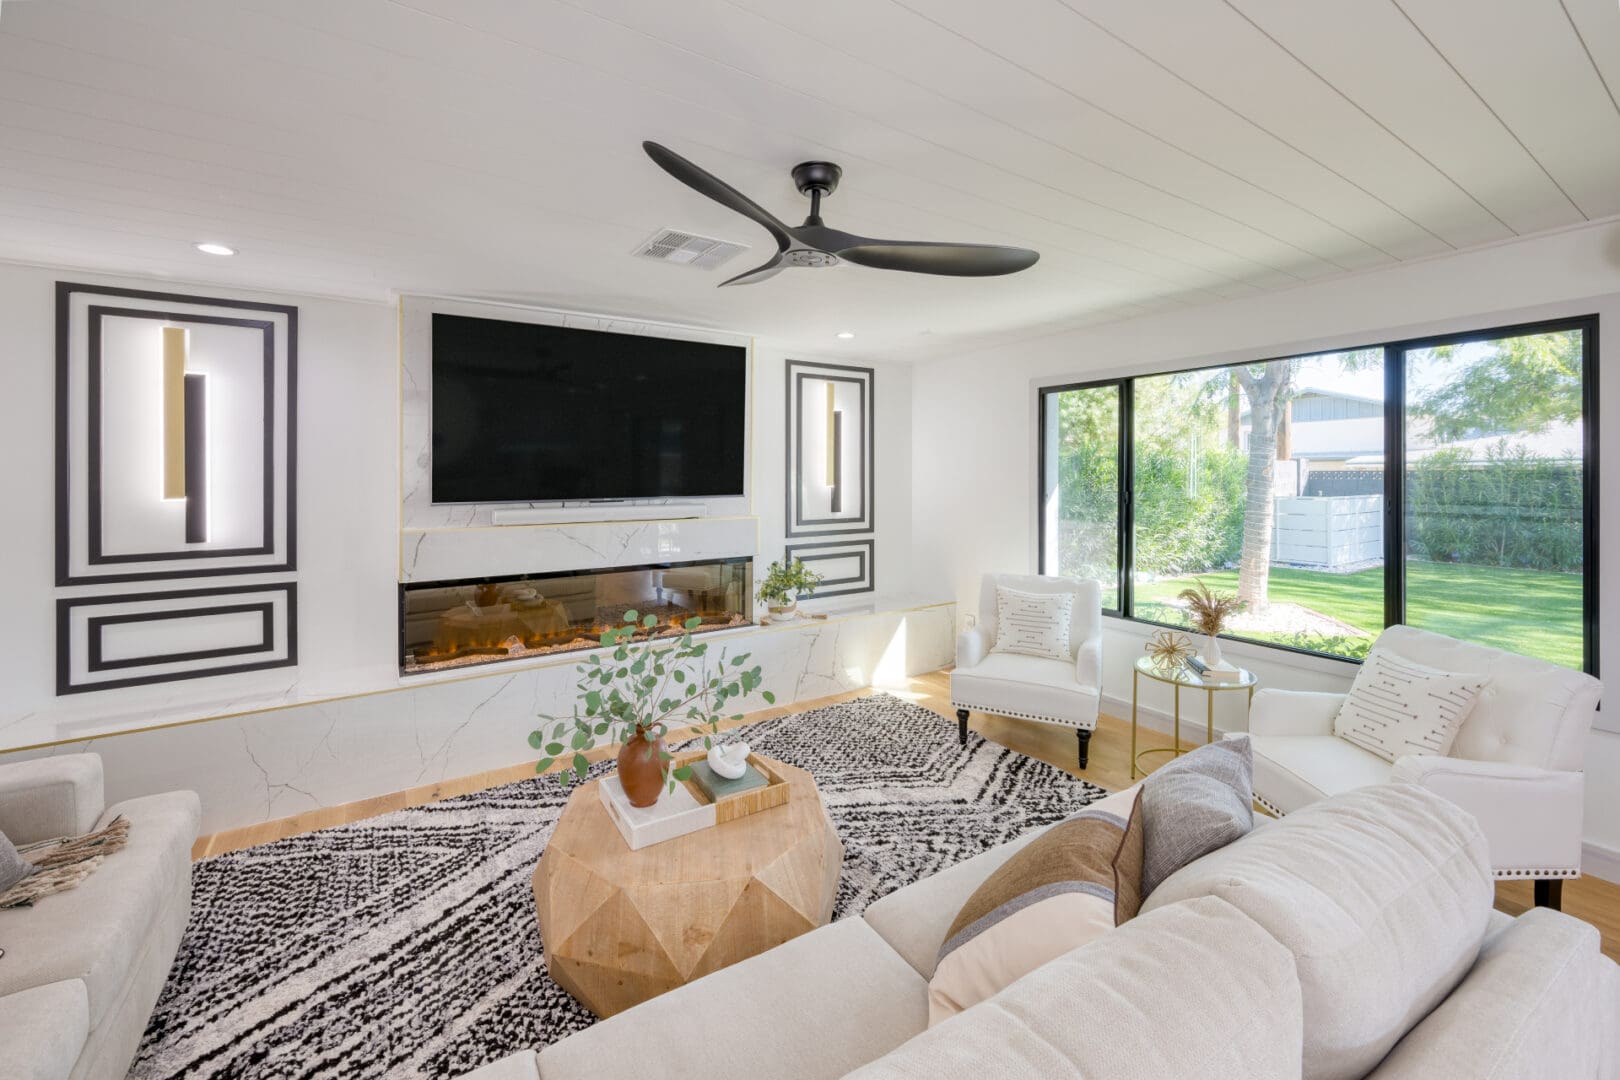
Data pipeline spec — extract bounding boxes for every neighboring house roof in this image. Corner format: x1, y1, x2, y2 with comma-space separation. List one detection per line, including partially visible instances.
1344, 422, 1582, 466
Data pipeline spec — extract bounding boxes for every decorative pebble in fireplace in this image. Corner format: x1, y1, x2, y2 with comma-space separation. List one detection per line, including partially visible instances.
400, 558, 754, 675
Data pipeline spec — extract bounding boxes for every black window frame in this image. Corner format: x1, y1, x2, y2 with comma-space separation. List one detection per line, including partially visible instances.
1036, 314, 1599, 674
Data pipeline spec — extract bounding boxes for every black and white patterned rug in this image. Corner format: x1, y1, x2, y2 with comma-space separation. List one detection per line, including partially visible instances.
132, 693, 1107, 1080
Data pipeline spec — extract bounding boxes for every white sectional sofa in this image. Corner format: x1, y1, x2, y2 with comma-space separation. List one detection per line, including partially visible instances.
0, 755, 200, 1080
469, 782, 1620, 1080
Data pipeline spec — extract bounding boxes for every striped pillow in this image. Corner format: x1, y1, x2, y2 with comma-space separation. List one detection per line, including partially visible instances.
1334, 651, 1487, 763
928, 792, 1143, 1025
992, 587, 1073, 661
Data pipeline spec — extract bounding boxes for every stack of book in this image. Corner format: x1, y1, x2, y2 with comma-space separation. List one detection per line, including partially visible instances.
689, 759, 769, 801
1186, 655, 1243, 683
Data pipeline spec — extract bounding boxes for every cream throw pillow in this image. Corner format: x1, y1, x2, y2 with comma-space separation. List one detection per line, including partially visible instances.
992, 587, 1073, 661
1334, 651, 1486, 763
928, 790, 1143, 1024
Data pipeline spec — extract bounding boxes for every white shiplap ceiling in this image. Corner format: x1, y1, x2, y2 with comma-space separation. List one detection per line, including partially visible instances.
1, 0, 1617, 360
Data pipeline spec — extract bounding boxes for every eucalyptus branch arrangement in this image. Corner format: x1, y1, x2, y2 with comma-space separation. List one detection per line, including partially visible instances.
1177, 579, 1245, 638
528, 610, 774, 795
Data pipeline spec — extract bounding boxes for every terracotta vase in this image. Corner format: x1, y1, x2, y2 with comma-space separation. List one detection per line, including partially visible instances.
617, 731, 666, 808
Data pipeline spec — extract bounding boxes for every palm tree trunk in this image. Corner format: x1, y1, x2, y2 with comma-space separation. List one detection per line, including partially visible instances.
1239, 405, 1278, 610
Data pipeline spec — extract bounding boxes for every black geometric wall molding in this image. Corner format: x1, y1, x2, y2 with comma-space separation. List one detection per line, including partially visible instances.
57, 583, 298, 695
55, 283, 297, 585
785, 359, 874, 538
784, 538, 875, 598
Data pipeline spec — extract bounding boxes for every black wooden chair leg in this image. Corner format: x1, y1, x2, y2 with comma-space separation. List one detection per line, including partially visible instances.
956, 709, 969, 746
1077, 728, 1092, 770
1534, 878, 1564, 910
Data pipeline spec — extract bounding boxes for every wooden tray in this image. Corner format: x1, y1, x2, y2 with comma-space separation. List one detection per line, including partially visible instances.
674, 751, 792, 824
598, 752, 793, 850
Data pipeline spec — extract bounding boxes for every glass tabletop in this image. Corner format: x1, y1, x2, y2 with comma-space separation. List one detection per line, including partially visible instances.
1134, 653, 1257, 690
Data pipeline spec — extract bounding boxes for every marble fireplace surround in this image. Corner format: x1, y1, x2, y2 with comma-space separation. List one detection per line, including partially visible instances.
400, 515, 759, 583
9, 596, 956, 835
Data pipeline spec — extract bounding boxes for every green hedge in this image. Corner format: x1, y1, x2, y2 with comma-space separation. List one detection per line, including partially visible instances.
1055, 443, 1247, 580
1407, 448, 1583, 572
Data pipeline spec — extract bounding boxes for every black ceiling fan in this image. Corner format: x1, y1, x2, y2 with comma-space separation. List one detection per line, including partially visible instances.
643, 141, 1040, 287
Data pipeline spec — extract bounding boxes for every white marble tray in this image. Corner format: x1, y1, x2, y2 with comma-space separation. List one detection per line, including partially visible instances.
598, 773, 717, 850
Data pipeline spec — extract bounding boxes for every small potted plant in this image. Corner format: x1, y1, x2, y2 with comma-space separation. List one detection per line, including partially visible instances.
529, 611, 773, 808
1177, 579, 1245, 667
756, 557, 824, 620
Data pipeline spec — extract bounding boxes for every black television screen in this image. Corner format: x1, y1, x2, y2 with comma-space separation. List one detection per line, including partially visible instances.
431, 313, 748, 504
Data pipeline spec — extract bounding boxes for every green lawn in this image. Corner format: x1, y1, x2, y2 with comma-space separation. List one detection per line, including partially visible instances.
1135, 562, 1584, 669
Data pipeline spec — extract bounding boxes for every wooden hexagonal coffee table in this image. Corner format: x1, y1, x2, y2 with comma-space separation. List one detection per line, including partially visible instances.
533, 756, 843, 1018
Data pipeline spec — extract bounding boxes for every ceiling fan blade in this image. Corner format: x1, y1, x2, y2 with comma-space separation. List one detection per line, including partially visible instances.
643, 141, 793, 250
834, 240, 1039, 277
718, 253, 787, 287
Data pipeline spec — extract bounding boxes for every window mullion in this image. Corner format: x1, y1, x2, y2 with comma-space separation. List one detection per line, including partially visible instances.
1119, 378, 1134, 619
1384, 345, 1405, 631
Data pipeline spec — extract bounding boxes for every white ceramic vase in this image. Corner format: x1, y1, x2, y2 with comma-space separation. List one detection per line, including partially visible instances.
1202, 633, 1224, 667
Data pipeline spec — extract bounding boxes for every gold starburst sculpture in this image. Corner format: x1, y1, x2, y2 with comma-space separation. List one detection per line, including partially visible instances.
1146, 629, 1195, 669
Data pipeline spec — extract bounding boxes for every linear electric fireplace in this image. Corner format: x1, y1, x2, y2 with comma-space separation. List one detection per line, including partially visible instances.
400, 557, 754, 675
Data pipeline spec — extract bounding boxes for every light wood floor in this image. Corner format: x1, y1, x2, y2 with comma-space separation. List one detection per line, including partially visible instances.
195, 668, 1620, 961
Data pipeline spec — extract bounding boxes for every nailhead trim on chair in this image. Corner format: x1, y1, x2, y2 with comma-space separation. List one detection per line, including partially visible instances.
1252, 792, 1579, 878
950, 701, 1097, 733
1493, 867, 1580, 880
1252, 791, 1286, 817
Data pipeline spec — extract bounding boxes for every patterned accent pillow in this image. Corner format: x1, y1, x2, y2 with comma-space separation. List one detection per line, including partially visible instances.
1140, 736, 1254, 898
991, 587, 1073, 661
1334, 652, 1487, 764
0, 829, 34, 894
928, 790, 1143, 1025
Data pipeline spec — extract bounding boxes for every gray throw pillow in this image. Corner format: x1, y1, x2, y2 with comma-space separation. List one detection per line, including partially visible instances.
0, 829, 34, 893
1140, 735, 1253, 898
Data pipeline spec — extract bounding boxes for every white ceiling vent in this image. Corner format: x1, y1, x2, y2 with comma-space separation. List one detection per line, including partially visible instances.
634, 228, 747, 270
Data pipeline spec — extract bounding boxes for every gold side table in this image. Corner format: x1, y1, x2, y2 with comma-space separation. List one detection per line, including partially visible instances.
1131, 655, 1257, 778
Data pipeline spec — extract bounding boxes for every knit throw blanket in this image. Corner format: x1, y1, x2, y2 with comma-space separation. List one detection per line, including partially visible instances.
0, 815, 130, 908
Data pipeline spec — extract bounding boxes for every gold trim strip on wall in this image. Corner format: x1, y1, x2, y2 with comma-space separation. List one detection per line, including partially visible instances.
824, 381, 836, 484
162, 326, 188, 499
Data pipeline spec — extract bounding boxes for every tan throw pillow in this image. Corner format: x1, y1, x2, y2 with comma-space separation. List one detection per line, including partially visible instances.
992, 586, 1073, 661
1334, 651, 1486, 763
928, 791, 1143, 1025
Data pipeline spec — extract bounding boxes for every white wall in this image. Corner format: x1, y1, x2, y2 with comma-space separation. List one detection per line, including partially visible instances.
752, 344, 914, 600
0, 260, 926, 834
911, 218, 1620, 878
0, 262, 400, 742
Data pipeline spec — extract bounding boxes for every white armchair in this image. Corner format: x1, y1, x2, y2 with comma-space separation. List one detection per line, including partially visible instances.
1248, 624, 1601, 909
950, 574, 1103, 770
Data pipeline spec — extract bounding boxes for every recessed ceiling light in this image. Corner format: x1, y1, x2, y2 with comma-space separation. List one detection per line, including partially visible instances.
835, 331, 855, 340
194, 242, 237, 256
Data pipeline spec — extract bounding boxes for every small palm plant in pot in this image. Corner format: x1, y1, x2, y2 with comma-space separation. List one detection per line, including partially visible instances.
756, 557, 825, 619
529, 611, 773, 808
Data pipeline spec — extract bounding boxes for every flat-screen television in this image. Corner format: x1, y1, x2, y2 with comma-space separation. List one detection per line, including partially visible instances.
431, 313, 748, 504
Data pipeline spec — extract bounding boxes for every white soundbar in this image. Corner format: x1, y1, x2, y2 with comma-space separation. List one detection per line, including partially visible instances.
489, 503, 709, 526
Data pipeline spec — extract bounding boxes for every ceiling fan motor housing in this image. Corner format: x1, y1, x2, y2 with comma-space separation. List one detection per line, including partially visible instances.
791, 161, 843, 196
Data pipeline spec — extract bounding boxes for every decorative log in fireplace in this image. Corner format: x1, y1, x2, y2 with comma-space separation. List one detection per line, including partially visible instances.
400, 557, 754, 675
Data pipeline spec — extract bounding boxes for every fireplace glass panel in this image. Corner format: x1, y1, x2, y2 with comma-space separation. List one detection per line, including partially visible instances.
401, 557, 753, 675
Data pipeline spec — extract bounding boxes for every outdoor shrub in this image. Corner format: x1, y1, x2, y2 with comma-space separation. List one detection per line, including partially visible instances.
1406, 446, 1583, 573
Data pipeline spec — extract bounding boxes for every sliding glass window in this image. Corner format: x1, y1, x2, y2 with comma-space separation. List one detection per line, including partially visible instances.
1399, 324, 1591, 670
1037, 316, 1596, 672
1040, 383, 1123, 611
